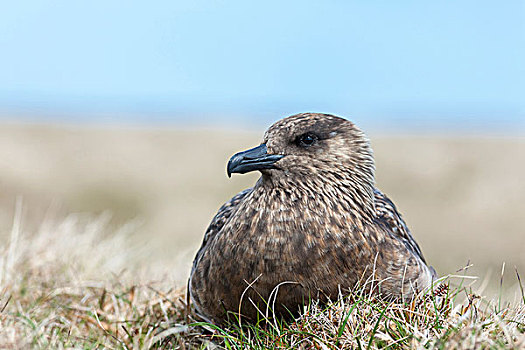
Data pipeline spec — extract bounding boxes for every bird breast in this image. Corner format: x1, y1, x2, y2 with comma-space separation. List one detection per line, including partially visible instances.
212, 183, 374, 279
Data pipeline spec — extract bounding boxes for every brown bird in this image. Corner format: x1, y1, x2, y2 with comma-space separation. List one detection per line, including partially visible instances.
188, 113, 435, 324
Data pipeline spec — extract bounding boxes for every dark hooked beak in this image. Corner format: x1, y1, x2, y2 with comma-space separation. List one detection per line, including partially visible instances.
227, 144, 284, 177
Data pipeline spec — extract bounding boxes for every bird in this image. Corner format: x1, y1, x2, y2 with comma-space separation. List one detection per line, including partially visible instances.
188, 113, 436, 324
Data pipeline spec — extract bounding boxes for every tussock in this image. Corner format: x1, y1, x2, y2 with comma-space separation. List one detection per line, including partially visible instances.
1, 203, 524, 349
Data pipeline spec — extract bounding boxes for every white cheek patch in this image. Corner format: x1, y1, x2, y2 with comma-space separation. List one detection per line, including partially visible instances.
329, 131, 338, 138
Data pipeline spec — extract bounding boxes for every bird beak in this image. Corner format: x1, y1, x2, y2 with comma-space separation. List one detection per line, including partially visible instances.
227, 144, 284, 177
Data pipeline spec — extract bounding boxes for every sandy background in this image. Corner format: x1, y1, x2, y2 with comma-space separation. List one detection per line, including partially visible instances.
0, 122, 523, 297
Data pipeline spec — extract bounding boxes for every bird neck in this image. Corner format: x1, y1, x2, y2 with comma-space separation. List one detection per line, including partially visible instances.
255, 172, 376, 224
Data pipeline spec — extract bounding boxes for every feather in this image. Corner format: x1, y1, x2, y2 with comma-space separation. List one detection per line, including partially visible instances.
188, 113, 436, 324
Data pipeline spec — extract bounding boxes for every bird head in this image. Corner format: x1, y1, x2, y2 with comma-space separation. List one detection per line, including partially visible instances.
227, 113, 375, 190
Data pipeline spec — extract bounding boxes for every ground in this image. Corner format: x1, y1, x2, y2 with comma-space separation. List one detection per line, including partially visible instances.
0, 122, 524, 348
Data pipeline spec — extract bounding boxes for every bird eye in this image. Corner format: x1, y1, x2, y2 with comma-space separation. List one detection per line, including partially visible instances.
296, 133, 318, 148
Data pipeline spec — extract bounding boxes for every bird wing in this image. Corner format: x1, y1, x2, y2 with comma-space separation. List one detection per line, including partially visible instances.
188, 188, 252, 309
373, 188, 428, 264
191, 188, 252, 266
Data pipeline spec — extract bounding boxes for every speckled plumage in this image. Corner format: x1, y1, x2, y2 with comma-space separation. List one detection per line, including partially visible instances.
188, 113, 435, 324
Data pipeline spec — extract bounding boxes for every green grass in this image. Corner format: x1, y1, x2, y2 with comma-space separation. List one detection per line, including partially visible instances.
1, 207, 524, 349
187, 280, 524, 349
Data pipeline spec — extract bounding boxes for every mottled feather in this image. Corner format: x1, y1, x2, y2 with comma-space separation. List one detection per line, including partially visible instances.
188, 113, 436, 324
374, 189, 426, 263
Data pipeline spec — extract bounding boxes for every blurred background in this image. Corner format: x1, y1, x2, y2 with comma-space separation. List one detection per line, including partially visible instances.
0, 1, 524, 296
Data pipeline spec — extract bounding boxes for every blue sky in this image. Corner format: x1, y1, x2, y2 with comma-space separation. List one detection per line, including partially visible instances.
0, 1, 523, 130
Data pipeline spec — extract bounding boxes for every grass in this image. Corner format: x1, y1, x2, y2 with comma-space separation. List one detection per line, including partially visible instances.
1, 123, 524, 286
190, 278, 525, 349
1, 202, 525, 349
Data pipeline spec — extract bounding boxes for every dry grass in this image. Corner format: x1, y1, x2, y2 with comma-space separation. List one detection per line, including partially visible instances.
0, 123, 523, 293
1, 199, 524, 349
0, 199, 190, 348
0, 122, 524, 348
